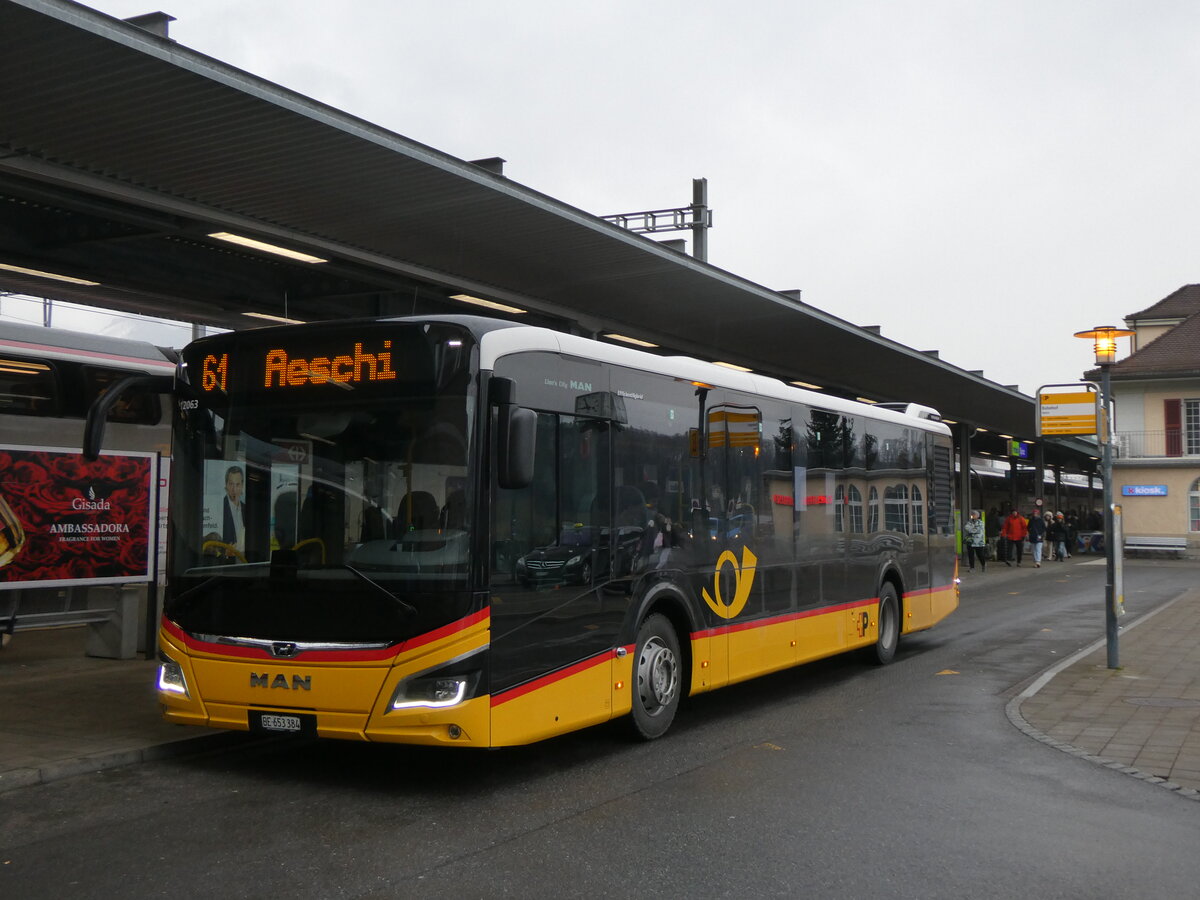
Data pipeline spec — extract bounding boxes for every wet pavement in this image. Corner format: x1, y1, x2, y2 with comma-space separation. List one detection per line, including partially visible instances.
2, 556, 1198, 799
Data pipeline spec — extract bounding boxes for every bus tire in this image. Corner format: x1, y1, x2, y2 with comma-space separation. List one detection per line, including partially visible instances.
630, 613, 682, 740
871, 582, 900, 665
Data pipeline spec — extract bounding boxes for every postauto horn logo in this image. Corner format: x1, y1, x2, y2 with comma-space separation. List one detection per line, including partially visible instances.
701, 546, 758, 619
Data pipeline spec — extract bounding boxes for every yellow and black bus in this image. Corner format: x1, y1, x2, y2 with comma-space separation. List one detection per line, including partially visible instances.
103, 315, 958, 746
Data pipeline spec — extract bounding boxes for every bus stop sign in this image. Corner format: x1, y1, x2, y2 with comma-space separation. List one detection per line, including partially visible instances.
1037, 383, 1101, 437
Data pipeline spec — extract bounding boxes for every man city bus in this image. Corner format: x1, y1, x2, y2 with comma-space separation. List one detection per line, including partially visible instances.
86, 315, 958, 747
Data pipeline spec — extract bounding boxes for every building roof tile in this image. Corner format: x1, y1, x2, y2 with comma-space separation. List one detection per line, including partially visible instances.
1095, 309, 1200, 380
1126, 284, 1200, 322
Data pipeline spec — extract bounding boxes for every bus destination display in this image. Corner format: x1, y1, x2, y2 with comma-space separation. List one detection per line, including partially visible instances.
198, 339, 399, 393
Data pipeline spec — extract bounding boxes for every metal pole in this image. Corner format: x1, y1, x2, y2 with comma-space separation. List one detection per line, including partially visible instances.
1101, 363, 1119, 668
144, 453, 162, 660
957, 423, 973, 565
691, 178, 708, 263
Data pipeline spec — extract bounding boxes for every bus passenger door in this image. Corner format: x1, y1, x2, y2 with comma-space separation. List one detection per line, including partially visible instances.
489, 414, 621, 741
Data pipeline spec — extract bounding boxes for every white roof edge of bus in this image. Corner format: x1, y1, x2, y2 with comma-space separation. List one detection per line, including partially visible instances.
0, 320, 175, 373
478, 325, 950, 435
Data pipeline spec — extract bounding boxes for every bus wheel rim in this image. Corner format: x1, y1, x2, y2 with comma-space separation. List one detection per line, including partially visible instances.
638, 637, 678, 714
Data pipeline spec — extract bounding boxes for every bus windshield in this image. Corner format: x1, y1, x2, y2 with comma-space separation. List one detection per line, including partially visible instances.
165, 321, 477, 645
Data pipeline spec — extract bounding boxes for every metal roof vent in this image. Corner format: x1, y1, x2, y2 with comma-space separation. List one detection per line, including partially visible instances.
470, 157, 506, 176
124, 13, 176, 39
876, 402, 943, 422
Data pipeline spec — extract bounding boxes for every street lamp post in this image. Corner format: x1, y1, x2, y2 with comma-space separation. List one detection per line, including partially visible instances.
1074, 325, 1134, 669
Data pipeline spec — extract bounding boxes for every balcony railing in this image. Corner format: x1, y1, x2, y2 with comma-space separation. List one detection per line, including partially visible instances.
1114, 430, 1200, 459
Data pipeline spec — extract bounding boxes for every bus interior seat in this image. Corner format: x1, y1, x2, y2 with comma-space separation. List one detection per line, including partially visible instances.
395, 491, 439, 534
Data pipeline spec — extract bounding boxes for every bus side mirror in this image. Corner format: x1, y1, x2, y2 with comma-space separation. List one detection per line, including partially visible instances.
498, 405, 536, 490
83, 373, 174, 460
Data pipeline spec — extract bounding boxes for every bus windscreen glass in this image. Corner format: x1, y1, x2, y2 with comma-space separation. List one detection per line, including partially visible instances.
166, 322, 477, 644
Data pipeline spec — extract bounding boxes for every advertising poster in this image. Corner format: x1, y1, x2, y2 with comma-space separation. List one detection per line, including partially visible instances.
0, 445, 157, 589
202, 459, 247, 556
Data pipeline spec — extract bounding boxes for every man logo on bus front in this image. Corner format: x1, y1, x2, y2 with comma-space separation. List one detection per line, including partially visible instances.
701, 546, 758, 619
271, 642, 300, 658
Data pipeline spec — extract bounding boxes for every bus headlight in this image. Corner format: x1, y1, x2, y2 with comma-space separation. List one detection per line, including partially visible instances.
157, 651, 189, 697
389, 670, 479, 711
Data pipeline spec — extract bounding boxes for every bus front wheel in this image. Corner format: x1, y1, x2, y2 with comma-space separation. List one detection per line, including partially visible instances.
871, 583, 900, 665
630, 613, 681, 740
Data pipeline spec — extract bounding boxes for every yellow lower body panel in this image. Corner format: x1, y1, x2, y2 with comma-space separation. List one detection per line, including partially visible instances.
490, 652, 616, 747
158, 582, 959, 748
157, 615, 494, 746
365, 695, 492, 747
904, 584, 959, 633
689, 632, 727, 695
727, 616, 799, 686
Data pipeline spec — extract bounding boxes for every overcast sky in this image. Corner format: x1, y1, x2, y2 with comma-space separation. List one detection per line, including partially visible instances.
65, 0, 1200, 395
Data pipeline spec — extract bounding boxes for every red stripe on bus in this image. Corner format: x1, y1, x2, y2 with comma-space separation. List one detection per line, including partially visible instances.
899, 582, 956, 600
0, 337, 175, 370
161, 608, 489, 662
692, 598, 877, 639
491, 648, 616, 707
398, 607, 490, 652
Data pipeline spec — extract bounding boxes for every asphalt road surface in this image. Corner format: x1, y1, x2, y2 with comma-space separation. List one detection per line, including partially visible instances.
3, 560, 1198, 899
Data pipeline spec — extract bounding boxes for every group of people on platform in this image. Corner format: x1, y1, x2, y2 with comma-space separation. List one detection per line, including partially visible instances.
963, 505, 1097, 573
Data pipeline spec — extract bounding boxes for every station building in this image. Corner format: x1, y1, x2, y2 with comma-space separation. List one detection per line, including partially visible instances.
1095, 284, 1200, 553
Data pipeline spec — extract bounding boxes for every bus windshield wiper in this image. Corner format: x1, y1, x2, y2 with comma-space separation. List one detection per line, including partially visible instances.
339, 564, 417, 620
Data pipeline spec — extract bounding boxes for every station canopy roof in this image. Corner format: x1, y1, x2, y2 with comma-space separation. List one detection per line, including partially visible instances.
0, 0, 1095, 466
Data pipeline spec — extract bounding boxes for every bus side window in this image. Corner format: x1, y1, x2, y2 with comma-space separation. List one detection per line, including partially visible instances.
0, 357, 59, 415
83, 366, 161, 425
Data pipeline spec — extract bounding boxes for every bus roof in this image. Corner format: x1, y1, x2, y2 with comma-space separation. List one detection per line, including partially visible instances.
0, 320, 176, 373
477, 322, 951, 436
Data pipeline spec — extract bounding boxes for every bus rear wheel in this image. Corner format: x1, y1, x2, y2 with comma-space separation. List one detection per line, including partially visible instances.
630, 613, 681, 740
871, 583, 900, 665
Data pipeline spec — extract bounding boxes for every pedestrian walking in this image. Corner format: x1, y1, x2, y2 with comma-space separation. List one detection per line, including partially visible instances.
964, 510, 988, 572
1027, 510, 1046, 567
1000, 508, 1028, 567
1048, 512, 1070, 561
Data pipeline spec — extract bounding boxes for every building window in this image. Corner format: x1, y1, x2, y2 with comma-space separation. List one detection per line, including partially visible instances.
848, 484, 864, 533
885, 484, 909, 533
1191, 477, 1200, 533
1186, 400, 1200, 456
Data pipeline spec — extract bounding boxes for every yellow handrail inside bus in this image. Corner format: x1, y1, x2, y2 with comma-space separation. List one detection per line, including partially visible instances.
201, 540, 246, 564
291, 537, 326, 564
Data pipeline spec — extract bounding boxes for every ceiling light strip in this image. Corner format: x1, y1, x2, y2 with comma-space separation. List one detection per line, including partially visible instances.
243, 312, 307, 325
449, 294, 526, 314
603, 333, 659, 348
0, 262, 100, 286
208, 232, 327, 264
